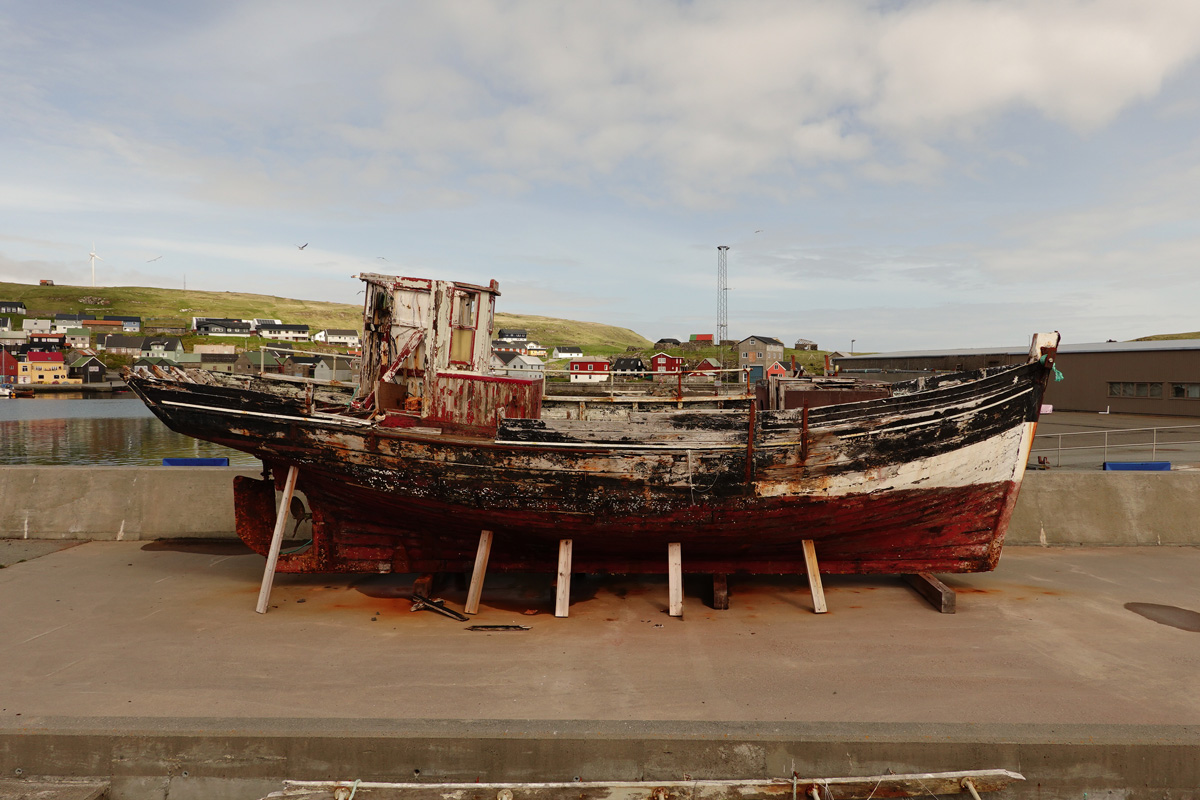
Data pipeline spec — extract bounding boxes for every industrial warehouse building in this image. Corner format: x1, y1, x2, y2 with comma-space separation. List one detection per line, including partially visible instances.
833, 339, 1200, 417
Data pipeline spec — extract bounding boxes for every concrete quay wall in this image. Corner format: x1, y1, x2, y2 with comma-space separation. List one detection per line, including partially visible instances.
3, 720, 1198, 800
2, 466, 1200, 546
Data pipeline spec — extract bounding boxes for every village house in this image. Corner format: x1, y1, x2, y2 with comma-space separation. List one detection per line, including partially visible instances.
794, 338, 818, 351
738, 335, 786, 369
612, 356, 648, 377
0, 350, 18, 383
197, 353, 239, 373
765, 361, 789, 379
691, 357, 722, 375
551, 346, 583, 359
689, 334, 714, 344
22, 319, 51, 334
568, 357, 611, 383
68, 354, 107, 383
141, 337, 185, 361
0, 331, 27, 352
497, 328, 527, 342
105, 315, 142, 332
0, 301, 28, 315
258, 323, 311, 342
234, 351, 285, 375
18, 352, 71, 384
27, 332, 65, 351
313, 329, 361, 347
53, 314, 94, 333
0, 317, 9, 332
654, 337, 681, 348
490, 351, 545, 379
313, 355, 356, 383
197, 319, 253, 336
649, 352, 685, 375
284, 355, 323, 378
64, 328, 90, 349
491, 340, 528, 355
99, 334, 145, 355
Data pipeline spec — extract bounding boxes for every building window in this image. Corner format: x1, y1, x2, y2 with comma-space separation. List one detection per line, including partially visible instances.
587, 364, 594, 371
741, 352, 747, 358
1171, 383, 1200, 399
1109, 382, 1163, 398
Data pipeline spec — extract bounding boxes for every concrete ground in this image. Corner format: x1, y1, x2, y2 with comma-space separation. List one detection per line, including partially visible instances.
2, 541, 1199, 799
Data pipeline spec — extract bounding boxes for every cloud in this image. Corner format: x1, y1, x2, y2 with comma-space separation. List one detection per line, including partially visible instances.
8, 1, 1198, 212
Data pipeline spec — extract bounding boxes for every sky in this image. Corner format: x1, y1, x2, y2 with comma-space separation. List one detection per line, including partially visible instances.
3, 1, 1200, 353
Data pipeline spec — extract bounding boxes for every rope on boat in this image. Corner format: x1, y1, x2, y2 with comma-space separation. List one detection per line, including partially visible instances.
1040, 355, 1065, 382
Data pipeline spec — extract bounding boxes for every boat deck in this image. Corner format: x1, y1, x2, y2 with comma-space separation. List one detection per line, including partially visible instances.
2, 541, 1198, 797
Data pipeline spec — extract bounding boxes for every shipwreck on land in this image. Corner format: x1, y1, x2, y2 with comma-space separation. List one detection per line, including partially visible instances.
125, 272, 1060, 583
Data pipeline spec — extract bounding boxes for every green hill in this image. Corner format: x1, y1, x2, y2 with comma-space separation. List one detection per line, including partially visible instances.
0, 281, 651, 350
1134, 332, 1200, 342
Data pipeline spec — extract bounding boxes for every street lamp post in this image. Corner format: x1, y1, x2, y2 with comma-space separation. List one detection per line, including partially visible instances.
851, 339, 855, 355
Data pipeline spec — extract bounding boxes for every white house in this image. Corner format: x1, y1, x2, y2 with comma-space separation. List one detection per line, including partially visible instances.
313, 329, 361, 347
552, 346, 583, 359
22, 319, 51, 334
490, 351, 545, 379
258, 324, 311, 342
313, 355, 356, 383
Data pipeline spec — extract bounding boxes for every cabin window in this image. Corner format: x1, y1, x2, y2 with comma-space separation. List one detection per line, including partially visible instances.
449, 290, 479, 364
1170, 383, 1200, 399
587, 363, 594, 371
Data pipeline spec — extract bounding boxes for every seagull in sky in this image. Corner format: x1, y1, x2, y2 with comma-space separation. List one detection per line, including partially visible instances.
755, 229, 763, 233
297, 243, 308, 250
146, 255, 163, 262
377, 256, 387, 260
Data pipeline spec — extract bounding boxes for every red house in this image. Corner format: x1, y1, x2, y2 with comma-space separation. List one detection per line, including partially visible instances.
765, 361, 789, 378
568, 357, 611, 383
649, 352, 685, 373
0, 349, 17, 382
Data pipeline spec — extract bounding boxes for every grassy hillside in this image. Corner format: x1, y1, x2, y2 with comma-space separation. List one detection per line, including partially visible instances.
1134, 332, 1200, 341
494, 312, 651, 355
0, 281, 651, 350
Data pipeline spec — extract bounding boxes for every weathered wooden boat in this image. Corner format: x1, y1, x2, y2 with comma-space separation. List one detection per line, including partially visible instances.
124, 272, 1060, 577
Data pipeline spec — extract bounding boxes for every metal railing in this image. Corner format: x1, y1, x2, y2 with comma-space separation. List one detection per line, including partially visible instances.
1030, 423, 1200, 468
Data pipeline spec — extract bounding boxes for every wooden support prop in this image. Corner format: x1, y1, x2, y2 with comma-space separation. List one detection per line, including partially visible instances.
801, 539, 827, 614
668, 542, 683, 617
411, 573, 435, 603
464, 530, 493, 615
712, 573, 729, 610
555, 539, 572, 618
255, 464, 299, 614
904, 572, 957, 614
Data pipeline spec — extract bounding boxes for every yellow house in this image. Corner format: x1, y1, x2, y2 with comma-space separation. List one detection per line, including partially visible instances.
18, 353, 77, 384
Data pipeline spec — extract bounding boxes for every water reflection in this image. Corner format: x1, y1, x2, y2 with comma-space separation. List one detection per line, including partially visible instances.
0, 396, 260, 466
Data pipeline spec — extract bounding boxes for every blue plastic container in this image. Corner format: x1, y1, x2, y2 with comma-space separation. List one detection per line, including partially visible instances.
1102, 461, 1170, 471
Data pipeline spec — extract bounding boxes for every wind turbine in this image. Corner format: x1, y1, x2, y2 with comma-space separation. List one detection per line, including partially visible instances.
89, 243, 103, 287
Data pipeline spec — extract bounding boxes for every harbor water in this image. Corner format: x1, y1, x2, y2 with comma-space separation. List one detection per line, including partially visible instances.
0, 394, 260, 466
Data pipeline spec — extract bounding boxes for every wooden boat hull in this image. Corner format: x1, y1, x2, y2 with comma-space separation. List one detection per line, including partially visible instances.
126, 357, 1051, 576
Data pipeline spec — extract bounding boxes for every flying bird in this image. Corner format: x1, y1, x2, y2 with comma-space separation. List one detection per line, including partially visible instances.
377, 256, 387, 260
147, 255, 163, 262
297, 243, 308, 250
755, 229, 763, 233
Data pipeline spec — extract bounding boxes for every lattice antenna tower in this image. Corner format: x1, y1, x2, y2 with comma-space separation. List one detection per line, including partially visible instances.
717, 246, 729, 346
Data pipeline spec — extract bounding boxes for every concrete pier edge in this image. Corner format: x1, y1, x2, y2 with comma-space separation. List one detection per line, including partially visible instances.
3, 718, 1200, 799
